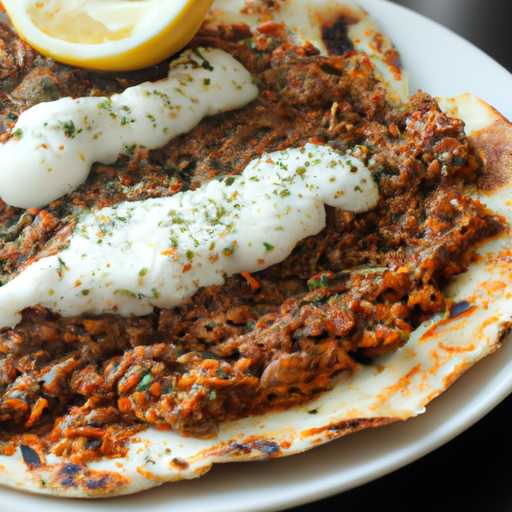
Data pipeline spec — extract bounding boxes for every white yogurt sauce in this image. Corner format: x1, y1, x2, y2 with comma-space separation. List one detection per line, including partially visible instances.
0, 143, 378, 330
0, 47, 258, 209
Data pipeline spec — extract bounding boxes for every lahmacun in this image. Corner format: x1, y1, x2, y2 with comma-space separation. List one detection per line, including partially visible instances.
0, 0, 511, 498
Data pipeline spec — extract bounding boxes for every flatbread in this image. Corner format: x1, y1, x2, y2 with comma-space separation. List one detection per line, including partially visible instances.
205, 0, 408, 102
0, 0, 511, 499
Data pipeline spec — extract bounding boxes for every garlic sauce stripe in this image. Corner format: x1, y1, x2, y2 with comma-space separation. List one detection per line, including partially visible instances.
0, 143, 378, 329
0, 48, 258, 209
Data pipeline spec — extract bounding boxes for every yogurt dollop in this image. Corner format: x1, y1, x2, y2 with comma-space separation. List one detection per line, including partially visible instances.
0, 47, 258, 209
0, 143, 378, 330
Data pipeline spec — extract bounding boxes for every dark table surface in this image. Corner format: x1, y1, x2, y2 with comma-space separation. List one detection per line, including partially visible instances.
287, 393, 512, 512
285, 1, 512, 511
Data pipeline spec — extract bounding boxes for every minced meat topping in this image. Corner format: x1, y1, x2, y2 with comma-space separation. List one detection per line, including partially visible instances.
0, 17, 505, 460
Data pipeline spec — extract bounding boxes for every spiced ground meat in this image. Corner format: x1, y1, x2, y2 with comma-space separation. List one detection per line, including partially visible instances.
0, 19, 505, 460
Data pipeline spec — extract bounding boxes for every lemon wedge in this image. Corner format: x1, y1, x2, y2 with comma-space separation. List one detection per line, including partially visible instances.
1, 0, 214, 71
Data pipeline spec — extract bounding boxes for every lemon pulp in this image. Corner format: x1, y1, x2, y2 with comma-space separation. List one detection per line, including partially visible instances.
2, 0, 214, 70
27, 0, 138, 44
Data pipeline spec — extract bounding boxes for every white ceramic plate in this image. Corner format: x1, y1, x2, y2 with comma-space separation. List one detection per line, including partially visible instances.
3, 1, 512, 510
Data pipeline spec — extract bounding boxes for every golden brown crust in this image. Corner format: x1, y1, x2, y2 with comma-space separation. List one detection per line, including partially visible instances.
472, 121, 512, 192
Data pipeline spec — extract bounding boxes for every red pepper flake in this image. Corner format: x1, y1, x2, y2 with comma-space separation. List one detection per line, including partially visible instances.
118, 397, 131, 413
241, 272, 260, 290
161, 247, 178, 260
149, 382, 161, 397
182, 263, 192, 273
308, 136, 326, 145
133, 391, 147, 406
257, 258, 265, 265
388, 122, 400, 138
145, 408, 159, 422
118, 373, 140, 394
23, 398, 49, 428
257, 21, 282, 34
64, 426, 105, 438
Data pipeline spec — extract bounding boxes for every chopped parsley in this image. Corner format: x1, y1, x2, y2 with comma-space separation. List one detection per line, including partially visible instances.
114, 289, 144, 299
137, 373, 152, 392
60, 120, 83, 139
57, 257, 68, 279
222, 242, 237, 256
307, 273, 332, 291
98, 99, 113, 110
216, 368, 229, 379
192, 48, 214, 71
